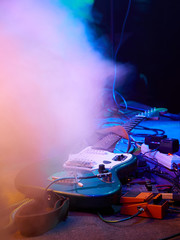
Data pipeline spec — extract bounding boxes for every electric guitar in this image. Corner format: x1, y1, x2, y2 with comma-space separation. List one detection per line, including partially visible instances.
15, 108, 167, 210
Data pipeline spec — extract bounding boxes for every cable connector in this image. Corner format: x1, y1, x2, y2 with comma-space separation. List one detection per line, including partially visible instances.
137, 206, 145, 213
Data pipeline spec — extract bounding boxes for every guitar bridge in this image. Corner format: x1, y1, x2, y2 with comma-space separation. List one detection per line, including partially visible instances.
97, 172, 113, 183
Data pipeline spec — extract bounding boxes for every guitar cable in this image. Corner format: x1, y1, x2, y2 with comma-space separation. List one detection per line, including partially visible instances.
46, 172, 113, 191
97, 206, 144, 223
140, 149, 180, 191
159, 232, 180, 240
112, 0, 132, 110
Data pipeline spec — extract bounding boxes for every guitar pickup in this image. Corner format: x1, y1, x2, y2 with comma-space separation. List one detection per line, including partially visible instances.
112, 154, 127, 161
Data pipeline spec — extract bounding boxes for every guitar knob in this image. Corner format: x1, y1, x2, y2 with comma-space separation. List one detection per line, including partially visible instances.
98, 164, 108, 173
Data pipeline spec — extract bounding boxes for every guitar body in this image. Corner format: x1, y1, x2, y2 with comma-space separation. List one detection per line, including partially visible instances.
15, 108, 166, 210
15, 151, 137, 210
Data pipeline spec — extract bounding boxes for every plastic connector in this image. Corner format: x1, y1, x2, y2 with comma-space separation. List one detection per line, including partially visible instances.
141, 144, 180, 170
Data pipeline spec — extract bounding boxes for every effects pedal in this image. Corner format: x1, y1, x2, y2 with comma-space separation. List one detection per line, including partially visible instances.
119, 192, 168, 219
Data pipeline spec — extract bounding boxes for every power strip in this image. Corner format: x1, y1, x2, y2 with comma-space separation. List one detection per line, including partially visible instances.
141, 144, 180, 170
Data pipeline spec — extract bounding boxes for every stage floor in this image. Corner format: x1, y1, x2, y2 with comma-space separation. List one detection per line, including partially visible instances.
1, 102, 180, 240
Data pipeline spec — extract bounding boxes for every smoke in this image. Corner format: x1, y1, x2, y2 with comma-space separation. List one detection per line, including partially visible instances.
0, 0, 129, 224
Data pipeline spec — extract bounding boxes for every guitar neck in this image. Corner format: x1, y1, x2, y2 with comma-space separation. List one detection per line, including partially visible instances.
93, 106, 167, 151
123, 115, 145, 133
93, 115, 146, 151
93, 132, 122, 151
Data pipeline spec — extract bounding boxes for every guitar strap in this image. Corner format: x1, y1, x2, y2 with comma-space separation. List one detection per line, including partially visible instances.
0, 190, 69, 237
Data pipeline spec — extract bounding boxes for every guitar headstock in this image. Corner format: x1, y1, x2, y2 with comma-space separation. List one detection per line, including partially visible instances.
137, 107, 168, 119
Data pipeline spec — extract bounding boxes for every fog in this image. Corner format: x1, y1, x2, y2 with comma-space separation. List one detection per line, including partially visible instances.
0, 0, 128, 224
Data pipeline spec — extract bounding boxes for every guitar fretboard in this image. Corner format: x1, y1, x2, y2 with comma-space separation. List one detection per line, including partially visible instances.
93, 115, 145, 151
123, 115, 145, 132
93, 132, 121, 151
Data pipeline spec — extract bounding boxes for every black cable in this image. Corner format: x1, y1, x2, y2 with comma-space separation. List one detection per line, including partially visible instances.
45, 173, 113, 192
97, 207, 144, 223
169, 206, 180, 213
141, 148, 159, 158
132, 125, 166, 136
137, 125, 165, 133
45, 177, 78, 192
140, 150, 180, 191
159, 232, 180, 240
150, 169, 180, 192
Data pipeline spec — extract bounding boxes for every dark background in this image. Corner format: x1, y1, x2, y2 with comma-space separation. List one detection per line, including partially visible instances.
91, 0, 180, 113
